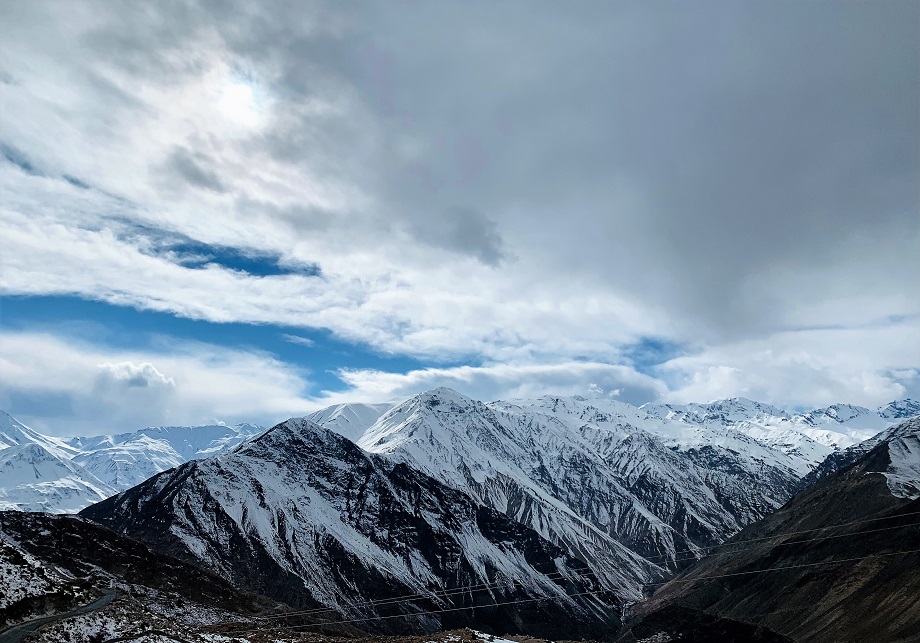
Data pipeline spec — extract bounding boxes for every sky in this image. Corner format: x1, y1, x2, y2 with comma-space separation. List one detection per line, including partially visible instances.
0, 0, 918, 436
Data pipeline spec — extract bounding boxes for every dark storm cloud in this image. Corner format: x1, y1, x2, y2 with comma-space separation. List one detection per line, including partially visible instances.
211, 0, 915, 332
414, 207, 508, 266
2, 0, 916, 341
163, 146, 227, 192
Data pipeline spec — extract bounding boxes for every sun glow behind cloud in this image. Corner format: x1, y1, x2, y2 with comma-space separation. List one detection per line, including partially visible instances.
216, 80, 263, 127
0, 1, 917, 435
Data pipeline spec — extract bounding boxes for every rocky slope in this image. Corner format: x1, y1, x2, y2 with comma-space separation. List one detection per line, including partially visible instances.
81, 418, 618, 639
0, 510, 284, 636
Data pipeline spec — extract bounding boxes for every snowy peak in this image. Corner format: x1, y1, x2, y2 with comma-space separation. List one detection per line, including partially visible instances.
641, 397, 789, 426
0, 410, 265, 512
357, 387, 494, 456
803, 403, 875, 425
880, 418, 920, 499
307, 402, 394, 443
69, 422, 264, 460
879, 398, 920, 420
244, 416, 353, 456
0, 411, 79, 460
0, 442, 114, 513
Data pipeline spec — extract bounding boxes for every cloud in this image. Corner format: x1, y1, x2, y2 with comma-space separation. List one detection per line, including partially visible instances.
660, 317, 920, 408
321, 361, 667, 407
0, 330, 317, 435
161, 146, 226, 192
2, 321, 917, 438
0, 0, 916, 416
281, 333, 315, 347
96, 361, 176, 388
412, 207, 509, 267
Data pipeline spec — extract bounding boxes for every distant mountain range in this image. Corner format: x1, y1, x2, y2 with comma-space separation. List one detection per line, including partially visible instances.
3, 396, 915, 516
0, 410, 264, 512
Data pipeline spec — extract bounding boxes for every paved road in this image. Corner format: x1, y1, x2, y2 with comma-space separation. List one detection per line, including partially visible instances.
0, 590, 117, 643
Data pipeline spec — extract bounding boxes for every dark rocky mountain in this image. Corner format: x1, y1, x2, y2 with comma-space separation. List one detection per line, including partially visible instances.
81, 418, 619, 639
616, 418, 920, 643
0, 510, 282, 633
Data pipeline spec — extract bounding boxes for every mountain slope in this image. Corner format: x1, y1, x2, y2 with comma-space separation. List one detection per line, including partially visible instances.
339, 388, 810, 610
618, 418, 920, 643
81, 417, 619, 639
308, 403, 394, 443
0, 510, 285, 638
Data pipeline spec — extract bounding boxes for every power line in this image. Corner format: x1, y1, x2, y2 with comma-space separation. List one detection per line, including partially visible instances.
666, 520, 920, 564
223, 589, 604, 635
224, 549, 920, 636
237, 566, 597, 622
645, 548, 920, 588
219, 512, 920, 627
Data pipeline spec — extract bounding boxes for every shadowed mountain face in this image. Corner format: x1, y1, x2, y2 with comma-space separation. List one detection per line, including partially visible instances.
617, 418, 920, 643
81, 418, 619, 640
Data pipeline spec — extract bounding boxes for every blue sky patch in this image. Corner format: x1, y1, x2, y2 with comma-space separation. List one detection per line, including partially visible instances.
1, 295, 425, 395
620, 337, 685, 375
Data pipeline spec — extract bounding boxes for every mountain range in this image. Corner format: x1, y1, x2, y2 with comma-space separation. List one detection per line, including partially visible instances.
1, 391, 918, 639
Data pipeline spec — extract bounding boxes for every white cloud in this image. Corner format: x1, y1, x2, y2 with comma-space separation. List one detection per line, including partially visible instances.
281, 334, 316, 348
319, 361, 667, 407
96, 361, 176, 389
0, 329, 666, 435
661, 319, 920, 408
0, 331, 317, 435
2, 322, 917, 438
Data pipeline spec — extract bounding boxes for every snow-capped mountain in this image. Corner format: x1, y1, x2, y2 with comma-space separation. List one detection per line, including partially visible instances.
0, 411, 264, 512
0, 443, 115, 513
3, 394, 915, 520
0, 411, 115, 513
640, 397, 917, 473
301, 389, 920, 602
82, 417, 619, 639
65, 423, 265, 489
344, 389, 801, 601
879, 398, 920, 420
77, 388, 916, 636
0, 411, 80, 461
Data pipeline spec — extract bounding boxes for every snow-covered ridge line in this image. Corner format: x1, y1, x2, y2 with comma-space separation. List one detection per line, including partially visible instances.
82, 417, 621, 638
0, 410, 264, 513
1, 395, 916, 514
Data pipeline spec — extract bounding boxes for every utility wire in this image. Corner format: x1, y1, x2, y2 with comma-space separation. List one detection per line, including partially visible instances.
666, 520, 920, 565
222, 512, 920, 626
225, 549, 920, 636
646, 548, 920, 588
